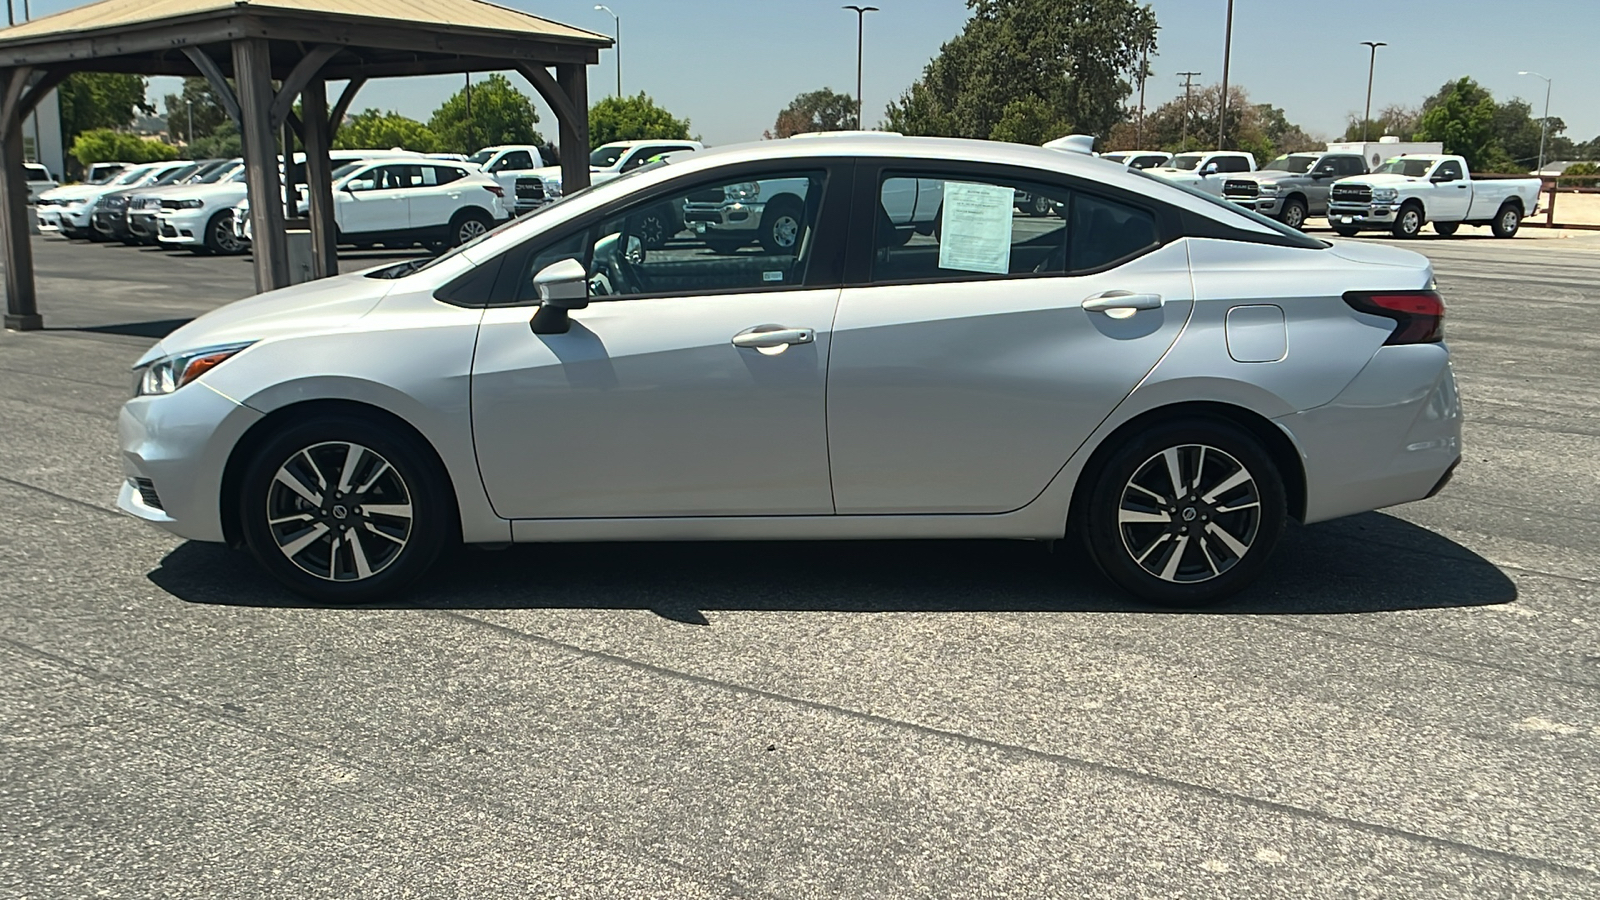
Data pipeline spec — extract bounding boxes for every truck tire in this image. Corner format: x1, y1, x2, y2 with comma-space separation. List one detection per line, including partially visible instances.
1391, 203, 1425, 239
1433, 222, 1460, 237
1278, 197, 1308, 230
1491, 203, 1522, 239
759, 196, 806, 255
1332, 226, 1360, 238
1026, 194, 1054, 217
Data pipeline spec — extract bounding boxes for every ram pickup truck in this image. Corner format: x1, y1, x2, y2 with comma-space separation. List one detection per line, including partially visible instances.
500, 140, 703, 214
1145, 150, 1256, 197
1326, 154, 1542, 238
1220, 151, 1369, 229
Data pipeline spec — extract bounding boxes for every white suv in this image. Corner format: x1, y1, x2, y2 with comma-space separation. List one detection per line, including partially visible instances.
309, 159, 508, 251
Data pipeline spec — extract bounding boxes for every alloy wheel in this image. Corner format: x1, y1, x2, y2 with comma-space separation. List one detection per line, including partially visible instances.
213, 219, 242, 253
1116, 444, 1262, 584
266, 441, 413, 582
771, 214, 800, 250
1283, 204, 1305, 229
458, 218, 488, 245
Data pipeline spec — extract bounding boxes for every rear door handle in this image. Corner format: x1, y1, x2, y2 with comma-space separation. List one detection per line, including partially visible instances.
732, 325, 815, 349
1083, 291, 1163, 313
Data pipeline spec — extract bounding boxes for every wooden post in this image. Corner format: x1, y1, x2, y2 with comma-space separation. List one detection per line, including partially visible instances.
555, 63, 591, 193
1546, 179, 1557, 228
233, 38, 290, 293
301, 77, 338, 278
1, 66, 40, 330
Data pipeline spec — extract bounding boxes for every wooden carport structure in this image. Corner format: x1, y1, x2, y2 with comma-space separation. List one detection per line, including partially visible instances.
0, 0, 610, 330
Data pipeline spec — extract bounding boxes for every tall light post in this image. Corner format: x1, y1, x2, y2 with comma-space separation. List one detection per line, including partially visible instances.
1360, 41, 1387, 141
1519, 70, 1553, 174
1217, 0, 1234, 150
595, 5, 621, 98
843, 5, 879, 130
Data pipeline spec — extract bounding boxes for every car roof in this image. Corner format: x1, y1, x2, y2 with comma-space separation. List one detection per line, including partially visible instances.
598, 139, 700, 148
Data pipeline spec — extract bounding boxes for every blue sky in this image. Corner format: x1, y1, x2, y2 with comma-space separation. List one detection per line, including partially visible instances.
15, 0, 1598, 149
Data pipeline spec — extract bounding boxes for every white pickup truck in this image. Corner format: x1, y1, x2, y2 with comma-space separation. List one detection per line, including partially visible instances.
1144, 150, 1257, 197
1326, 154, 1542, 238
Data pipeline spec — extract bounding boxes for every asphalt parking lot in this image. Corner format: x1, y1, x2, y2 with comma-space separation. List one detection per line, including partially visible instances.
2, 226, 1599, 898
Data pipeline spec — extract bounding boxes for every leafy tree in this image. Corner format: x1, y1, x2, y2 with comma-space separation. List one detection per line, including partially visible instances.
884, 0, 1158, 142
428, 73, 541, 153
161, 78, 231, 145
188, 120, 242, 159
1415, 78, 1499, 171
1122, 84, 1311, 159
1342, 103, 1421, 142
1557, 161, 1598, 187
588, 92, 694, 146
334, 109, 440, 152
58, 73, 153, 146
988, 96, 1072, 145
70, 128, 180, 166
766, 88, 858, 138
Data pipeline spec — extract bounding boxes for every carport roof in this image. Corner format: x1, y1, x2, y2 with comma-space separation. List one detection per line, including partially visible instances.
0, 0, 610, 68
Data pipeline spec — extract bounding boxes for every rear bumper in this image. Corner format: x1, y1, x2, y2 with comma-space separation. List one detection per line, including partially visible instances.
1278, 343, 1462, 524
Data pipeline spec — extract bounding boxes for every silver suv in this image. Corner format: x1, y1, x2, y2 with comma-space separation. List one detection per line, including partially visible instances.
1221, 152, 1368, 229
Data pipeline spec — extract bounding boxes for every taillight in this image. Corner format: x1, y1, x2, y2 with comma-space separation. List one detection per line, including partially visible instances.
484, 184, 505, 198
1343, 290, 1444, 345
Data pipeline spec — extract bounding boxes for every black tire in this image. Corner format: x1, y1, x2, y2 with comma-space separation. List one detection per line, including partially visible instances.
1391, 202, 1425, 239
204, 211, 247, 255
1433, 222, 1460, 237
1076, 418, 1287, 608
1491, 203, 1522, 238
1278, 197, 1308, 231
1027, 193, 1054, 218
238, 413, 454, 604
632, 206, 673, 250
449, 209, 494, 248
1332, 226, 1360, 238
759, 196, 806, 255
703, 236, 748, 255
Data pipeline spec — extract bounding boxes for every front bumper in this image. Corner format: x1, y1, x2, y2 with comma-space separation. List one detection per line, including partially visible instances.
1327, 202, 1401, 229
128, 211, 160, 240
1226, 194, 1284, 216
93, 208, 131, 238
40, 206, 90, 233
118, 381, 264, 543
156, 209, 210, 246
685, 200, 764, 236
1278, 343, 1462, 524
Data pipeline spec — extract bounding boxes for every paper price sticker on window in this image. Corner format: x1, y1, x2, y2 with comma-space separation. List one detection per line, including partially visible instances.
938, 181, 1015, 275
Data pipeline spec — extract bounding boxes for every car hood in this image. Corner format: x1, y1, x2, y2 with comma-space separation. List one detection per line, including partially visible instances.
512, 165, 565, 180
1226, 171, 1304, 185
39, 184, 111, 202
160, 182, 248, 202
137, 271, 394, 367
1339, 174, 1422, 188
1147, 169, 1205, 183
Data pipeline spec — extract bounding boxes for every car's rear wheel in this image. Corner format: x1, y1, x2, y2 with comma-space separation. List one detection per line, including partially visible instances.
1433, 222, 1460, 237
1077, 419, 1286, 607
450, 210, 493, 248
1279, 197, 1308, 230
1027, 194, 1055, 217
632, 207, 673, 250
759, 197, 806, 255
204, 211, 246, 255
239, 415, 453, 604
1392, 203, 1425, 238
1491, 203, 1521, 238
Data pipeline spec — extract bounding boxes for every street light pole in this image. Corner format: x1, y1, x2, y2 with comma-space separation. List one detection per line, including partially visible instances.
595, 5, 621, 98
1360, 41, 1387, 141
1519, 70, 1552, 174
843, 5, 879, 130
1217, 0, 1233, 150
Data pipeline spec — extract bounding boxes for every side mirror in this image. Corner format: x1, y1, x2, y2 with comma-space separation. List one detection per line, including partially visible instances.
1430, 172, 1453, 183
529, 257, 590, 335
1202, 162, 1219, 176
1313, 167, 1336, 180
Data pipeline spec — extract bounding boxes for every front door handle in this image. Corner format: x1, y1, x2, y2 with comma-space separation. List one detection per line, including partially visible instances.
732, 324, 815, 349
1083, 291, 1163, 313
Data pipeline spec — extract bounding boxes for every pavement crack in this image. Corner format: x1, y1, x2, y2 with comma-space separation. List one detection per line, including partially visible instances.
0, 473, 123, 521
433, 609, 1600, 883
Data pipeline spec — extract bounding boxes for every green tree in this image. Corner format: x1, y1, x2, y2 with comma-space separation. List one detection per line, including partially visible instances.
884, 0, 1158, 142
765, 88, 858, 139
988, 96, 1071, 145
333, 109, 440, 152
588, 92, 694, 147
1416, 78, 1501, 171
188, 120, 242, 159
58, 73, 153, 146
70, 128, 180, 166
161, 77, 231, 145
427, 73, 541, 153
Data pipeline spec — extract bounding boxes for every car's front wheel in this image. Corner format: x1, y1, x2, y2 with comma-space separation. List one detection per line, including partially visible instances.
205, 211, 246, 255
1278, 197, 1307, 230
239, 414, 453, 604
450, 210, 494, 248
760, 197, 806, 255
1077, 419, 1287, 607
1392, 203, 1425, 238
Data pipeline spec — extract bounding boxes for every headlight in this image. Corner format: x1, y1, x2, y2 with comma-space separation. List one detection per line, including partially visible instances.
1372, 187, 1398, 203
1258, 183, 1280, 195
174, 199, 205, 209
134, 342, 254, 396
724, 182, 760, 202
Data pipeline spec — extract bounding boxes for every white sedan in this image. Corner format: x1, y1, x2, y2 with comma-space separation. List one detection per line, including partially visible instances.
117, 135, 1461, 607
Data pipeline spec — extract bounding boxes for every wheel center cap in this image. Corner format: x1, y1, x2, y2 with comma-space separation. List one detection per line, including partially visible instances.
331, 505, 349, 520
1181, 507, 1198, 522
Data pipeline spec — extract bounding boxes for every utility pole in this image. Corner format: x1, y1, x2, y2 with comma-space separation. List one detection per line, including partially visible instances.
843, 5, 879, 130
1360, 41, 1387, 141
1519, 71, 1553, 174
464, 73, 474, 151
595, 5, 621, 98
1178, 71, 1201, 151
1136, 42, 1150, 149
1218, 0, 1234, 150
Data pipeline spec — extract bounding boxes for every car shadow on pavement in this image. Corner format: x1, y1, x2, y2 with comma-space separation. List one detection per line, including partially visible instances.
57, 318, 193, 339
150, 511, 1517, 619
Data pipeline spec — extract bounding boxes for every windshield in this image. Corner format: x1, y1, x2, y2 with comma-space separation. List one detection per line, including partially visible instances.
1373, 158, 1435, 178
467, 150, 494, 166
1262, 155, 1317, 174
198, 162, 242, 184
108, 167, 149, 186
1169, 154, 1204, 171
589, 145, 627, 168
154, 164, 199, 185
